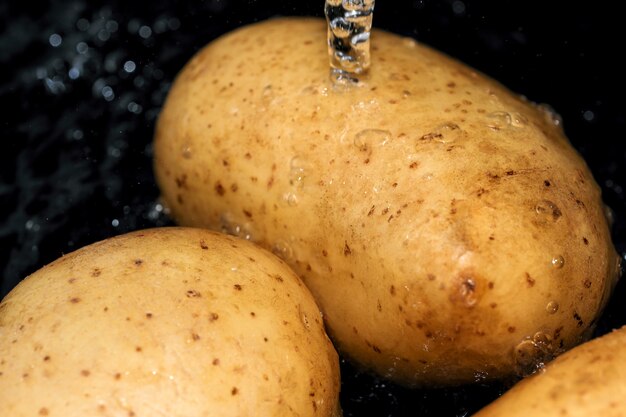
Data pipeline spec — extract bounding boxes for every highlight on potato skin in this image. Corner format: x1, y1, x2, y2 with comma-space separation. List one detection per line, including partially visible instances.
472, 325, 626, 417
0, 227, 341, 417
153, 17, 620, 386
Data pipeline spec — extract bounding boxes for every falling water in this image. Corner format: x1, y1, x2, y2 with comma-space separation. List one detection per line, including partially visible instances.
324, 0, 375, 84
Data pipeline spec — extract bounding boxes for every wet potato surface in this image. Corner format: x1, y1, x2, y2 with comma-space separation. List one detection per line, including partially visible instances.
1, 1, 625, 416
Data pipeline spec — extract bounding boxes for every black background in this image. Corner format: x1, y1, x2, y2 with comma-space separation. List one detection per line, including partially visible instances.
1, 1, 625, 416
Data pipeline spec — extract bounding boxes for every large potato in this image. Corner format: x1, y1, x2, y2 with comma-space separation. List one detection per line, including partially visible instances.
472, 325, 626, 416
153, 18, 620, 386
0, 228, 340, 417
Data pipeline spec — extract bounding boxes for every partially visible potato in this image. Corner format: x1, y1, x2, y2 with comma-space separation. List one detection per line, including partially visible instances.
473, 325, 626, 416
0, 228, 340, 417
153, 18, 620, 386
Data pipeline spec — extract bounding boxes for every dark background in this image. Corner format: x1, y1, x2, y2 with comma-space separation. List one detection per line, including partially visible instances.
1, 1, 624, 416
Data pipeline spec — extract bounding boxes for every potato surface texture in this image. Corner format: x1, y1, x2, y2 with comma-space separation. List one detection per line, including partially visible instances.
0, 228, 340, 417
153, 18, 620, 386
473, 325, 626, 416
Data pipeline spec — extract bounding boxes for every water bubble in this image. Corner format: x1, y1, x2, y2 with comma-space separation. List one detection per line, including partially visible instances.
510, 112, 528, 128
402, 37, 417, 48
76, 42, 89, 54
36, 67, 47, 80
330, 17, 352, 38
123, 60, 137, 73
76, 18, 90, 31
535, 200, 562, 221
419, 123, 462, 144
284, 192, 299, 207
111, 219, 120, 227
272, 240, 294, 262
514, 332, 553, 376
97, 29, 111, 42
101, 86, 115, 101
49, 33, 62, 47
105, 20, 119, 33
604, 204, 615, 227
220, 213, 253, 240
72, 129, 84, 140
354, 129, 392, 151
546, 301, 559, 314
127, 102, 143, 114
452, 0, 466, 15
486, 111, 512, 130
68, 68, 80, 80
537, 103, 563, 127
138, 25, 152, 39
168, 17, 181, 30
551, 255, 565, 269
289, 156, 311, 187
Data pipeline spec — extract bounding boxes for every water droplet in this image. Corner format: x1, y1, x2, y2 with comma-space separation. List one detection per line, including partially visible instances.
289, 156, 311, 187
301, 311, 311, 329
272, 240, 294, 262
551, 255, 565, 269
354, 129, 392, 152
220, 213, 253, 240
111, 219, 120, 227
181, 145, 192, 159
402, 37, 417, 48
510, 112, 528, 128
68, 68, 80, 80
604, 204, 615, 228
76, 18, 90, 31
546, 301, 559, 314
284, 192, 299, 207
486, 111, 512, 130
514, 333, 553, 377
537, 103, 563, 127
535, 200, 562, 221
419, 123, 462, 144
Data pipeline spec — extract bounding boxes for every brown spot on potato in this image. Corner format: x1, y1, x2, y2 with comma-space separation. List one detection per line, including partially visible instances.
243, 209, 252, 218
322, 249, 328, 257
134, 259, 143, 266
508, 326, 516, 333
367, 205, 375, 216
583, 279, 592, 288
186, 290, 202, 298
145, 313, 153, 319
135, 346, 142, 352
583, 237, 589, 245
343, 241, 352, 256
81, 369, 91, 377
234, 284, 242, 291
67, 278, 77, 284
91, 268, 102, 277
215, 182, 225, 196
200, 240, 208, 249
69, 297, 81, 304
43, 355, 50, 362
544, 180, 551, 187
191, 332, 201, 341
231, 387, 239, 395
389, 285, 396, 296
525, 273, 536, 287
39, 408, 49, 416
114, 373, 121, 380
209, 313, 219, 321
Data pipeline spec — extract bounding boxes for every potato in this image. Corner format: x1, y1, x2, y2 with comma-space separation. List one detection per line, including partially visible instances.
0, 228, 340, 417
153, 18, 620, 386
472, 325, 626, 416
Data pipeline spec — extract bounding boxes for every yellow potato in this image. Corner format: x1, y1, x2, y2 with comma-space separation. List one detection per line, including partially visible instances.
472, 325, 626, 416
0, 228, 340, 417
153, 18, 620, 386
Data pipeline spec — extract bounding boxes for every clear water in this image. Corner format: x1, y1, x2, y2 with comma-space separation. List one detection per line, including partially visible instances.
324, 0, 375, 84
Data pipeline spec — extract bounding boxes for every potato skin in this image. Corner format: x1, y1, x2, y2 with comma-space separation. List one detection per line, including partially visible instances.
0, 228, 340, 417
153, 18, 620, 386
472, 325, 626, 417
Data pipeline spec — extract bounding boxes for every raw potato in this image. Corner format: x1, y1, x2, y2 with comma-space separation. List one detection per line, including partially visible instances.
153, 18, 621, 386
0, 228, 341, 417
472, 325, 626, 416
